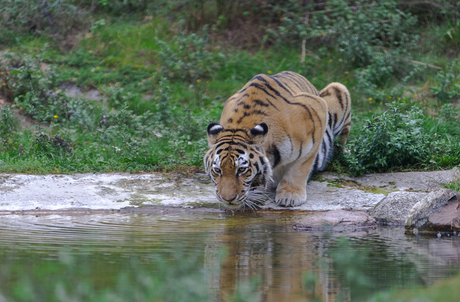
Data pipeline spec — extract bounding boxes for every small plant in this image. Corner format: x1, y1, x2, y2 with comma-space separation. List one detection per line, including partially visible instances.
30, 133, 73, 158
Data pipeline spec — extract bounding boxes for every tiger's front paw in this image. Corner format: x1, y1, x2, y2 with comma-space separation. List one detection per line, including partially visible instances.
275, 189, 307, 207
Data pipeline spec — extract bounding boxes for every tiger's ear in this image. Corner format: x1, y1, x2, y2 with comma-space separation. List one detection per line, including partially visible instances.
249, 123, 268, 146
207, 122, 224, 146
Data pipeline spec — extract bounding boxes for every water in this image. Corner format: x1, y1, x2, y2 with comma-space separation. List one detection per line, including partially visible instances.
0, 212, 459, 302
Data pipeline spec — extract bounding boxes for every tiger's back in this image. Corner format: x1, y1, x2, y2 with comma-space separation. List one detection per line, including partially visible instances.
205, 71, 351, 208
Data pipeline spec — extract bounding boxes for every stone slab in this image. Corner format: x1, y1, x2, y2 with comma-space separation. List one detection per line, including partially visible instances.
0, 169, 457, 213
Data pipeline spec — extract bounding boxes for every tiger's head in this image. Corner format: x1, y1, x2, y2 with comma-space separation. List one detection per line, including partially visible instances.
204, 122, 273, 209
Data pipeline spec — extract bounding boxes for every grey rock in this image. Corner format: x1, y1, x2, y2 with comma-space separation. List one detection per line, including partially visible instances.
405, 189, 460, 231
293, 210, 377, 232
370, 191, 427, 223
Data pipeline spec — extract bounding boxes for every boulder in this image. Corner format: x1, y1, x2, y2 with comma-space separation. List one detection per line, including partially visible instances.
405, 189, 460, 233
370, 192, 427, 224
293, 210, 377, 232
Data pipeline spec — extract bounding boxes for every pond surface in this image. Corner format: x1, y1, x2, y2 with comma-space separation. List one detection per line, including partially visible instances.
0, 211, 459, 302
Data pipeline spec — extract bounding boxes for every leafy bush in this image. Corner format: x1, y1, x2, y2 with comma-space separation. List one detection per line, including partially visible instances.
340, 103, 439, 176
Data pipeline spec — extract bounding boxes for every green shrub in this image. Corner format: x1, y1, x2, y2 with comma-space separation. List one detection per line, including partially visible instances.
342, 102, 438, 175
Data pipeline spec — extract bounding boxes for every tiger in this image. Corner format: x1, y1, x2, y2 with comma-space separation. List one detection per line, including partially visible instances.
204, 71, 351, 209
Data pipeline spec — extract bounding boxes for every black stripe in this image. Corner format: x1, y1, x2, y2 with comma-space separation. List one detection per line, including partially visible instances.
235, 94, 249, 104
236, 110, 269, 124
344, 111, 351, 124
214, 141, 247, 149
253, 76, 314, 120
325, 129, 333, 145
239, 83, 279, 110
306, 80, 317, 95
268, 144, 281, 168
344, 92, 350, 113
297, 141, 303, 160
253, 99, 269, 107
266, 75, 295, 96
280, 72, 306, 92
285, 71, 316, 94
220, 152, 231, 162
273, 72, 303, 92
334, 87, 344, 110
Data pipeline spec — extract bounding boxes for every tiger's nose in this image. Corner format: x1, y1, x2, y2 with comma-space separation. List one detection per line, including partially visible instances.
222, 195, 238, 203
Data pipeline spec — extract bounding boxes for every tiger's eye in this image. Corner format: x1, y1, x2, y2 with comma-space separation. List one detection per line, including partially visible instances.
213, 167, 221, 174
238, 167, 247, 174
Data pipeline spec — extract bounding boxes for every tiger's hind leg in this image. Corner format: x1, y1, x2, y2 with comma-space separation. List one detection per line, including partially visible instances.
320, 83, 351, 147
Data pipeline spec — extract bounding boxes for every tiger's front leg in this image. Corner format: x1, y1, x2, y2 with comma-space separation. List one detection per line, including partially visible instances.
274, 154, 317, 207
